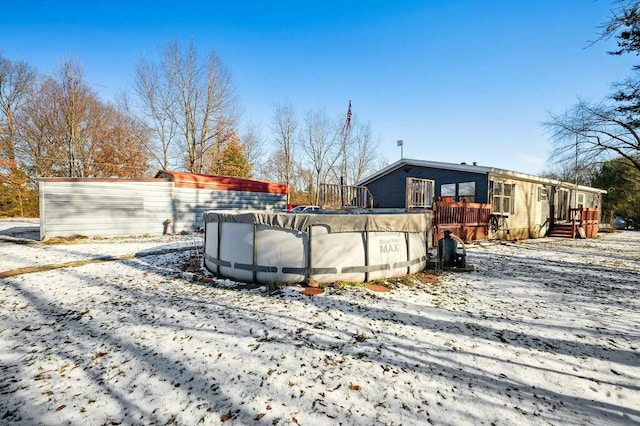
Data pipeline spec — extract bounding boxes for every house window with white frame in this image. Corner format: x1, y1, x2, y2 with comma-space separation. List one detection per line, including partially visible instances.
492, 182, 515, 214
538, 186, 548, 202
576, 192, 585, 209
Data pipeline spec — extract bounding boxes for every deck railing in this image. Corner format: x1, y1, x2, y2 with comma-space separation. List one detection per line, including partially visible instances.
433, 201, 492, 242
318, 183, 373, 209
573, 207, 600, 238
406, 178, 435, 209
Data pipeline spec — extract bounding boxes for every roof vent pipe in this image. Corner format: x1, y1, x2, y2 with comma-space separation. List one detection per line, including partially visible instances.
473, 161, 478, 166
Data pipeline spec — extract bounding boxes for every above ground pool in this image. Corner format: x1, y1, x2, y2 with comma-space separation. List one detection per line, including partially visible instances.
203, 210, 432, 284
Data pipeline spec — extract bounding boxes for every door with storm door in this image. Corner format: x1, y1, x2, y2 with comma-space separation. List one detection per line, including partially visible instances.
555, 189, 569, 222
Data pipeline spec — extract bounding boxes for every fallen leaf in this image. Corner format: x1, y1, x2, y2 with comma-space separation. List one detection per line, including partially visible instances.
349, 384, 362, 391
255, 413, 265, 420
365, 284, 389, 292
305, 278, 320, 288
91, 352, 108, 363
42, 390, 53, 396
220, 412, 232, 422
300, 287, 323, 296
55, 405, 66, 411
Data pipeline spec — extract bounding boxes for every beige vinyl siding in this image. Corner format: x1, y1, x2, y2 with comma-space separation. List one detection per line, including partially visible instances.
491, 179, 550, 239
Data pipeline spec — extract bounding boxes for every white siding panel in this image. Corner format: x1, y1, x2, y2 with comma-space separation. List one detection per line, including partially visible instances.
40, 181, 174, 238
39, 180, 287, 239
170, 187, 286, 231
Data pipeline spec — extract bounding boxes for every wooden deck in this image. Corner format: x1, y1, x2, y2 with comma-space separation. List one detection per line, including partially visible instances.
433, 201, 492, 242
548, 208, 600, 238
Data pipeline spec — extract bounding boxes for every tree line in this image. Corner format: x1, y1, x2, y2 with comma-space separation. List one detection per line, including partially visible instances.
543, 1, 640, 224
5, 3, 640, 222
0, 41, 383, 216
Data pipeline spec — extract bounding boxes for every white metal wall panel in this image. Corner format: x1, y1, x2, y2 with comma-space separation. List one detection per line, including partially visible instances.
39, 180, 286, 239
170, 186, 286, 232
40, 181, 173, 239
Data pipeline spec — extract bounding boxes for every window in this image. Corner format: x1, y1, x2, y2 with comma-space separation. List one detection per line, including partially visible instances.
439, 182, 475, 202
538, 186, 548, 202
441, 183, 456, 197
492, 182, 515, 214
458, 182, 475, 203
576, 193, 585, 209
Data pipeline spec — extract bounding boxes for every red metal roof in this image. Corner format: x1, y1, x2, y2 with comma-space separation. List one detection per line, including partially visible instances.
156, 170, 288, 194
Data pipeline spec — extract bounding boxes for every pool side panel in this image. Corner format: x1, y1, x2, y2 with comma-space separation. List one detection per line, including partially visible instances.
203, 210, 432, 284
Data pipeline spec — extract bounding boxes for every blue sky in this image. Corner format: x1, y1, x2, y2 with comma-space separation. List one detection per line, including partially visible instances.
1, 0, 636, 175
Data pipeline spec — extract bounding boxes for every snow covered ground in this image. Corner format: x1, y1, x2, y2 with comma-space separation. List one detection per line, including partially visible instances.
1, 219, 639, 425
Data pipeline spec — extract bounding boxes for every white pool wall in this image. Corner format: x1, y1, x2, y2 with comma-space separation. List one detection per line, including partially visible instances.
204, 210, 432, 284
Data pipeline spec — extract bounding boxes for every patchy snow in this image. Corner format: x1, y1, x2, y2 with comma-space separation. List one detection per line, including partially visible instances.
1, 220, 639, 425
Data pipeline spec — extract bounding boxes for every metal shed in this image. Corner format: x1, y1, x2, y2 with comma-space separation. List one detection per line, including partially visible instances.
38, 171, 288, 240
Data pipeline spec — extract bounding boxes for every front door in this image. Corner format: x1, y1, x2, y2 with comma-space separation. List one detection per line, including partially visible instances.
555, 189, 569, 221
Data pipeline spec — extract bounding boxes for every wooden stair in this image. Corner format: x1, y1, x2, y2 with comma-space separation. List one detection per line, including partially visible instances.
548, 224, 575, 238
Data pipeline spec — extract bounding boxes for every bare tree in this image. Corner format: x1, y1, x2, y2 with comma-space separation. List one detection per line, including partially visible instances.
294, 164, 315, 205
135, 41, 239, 173
88, 103, 152, 177
260, 150, 287, 183
0, 54, 38, 216
56, 59, 103, 177
239, 121, 265, 177
544, 98, 640, 174
17, 67, 98, 178
299, 109, 341, 204
348, 121, 380, 184
16, 78, 64, 177
133, 59, 177, 169
18, 60, 150, 178
0, 53, 36, 164
545, 1, 640, 175
539, 159, 598, 187
271, 102, 297, 203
